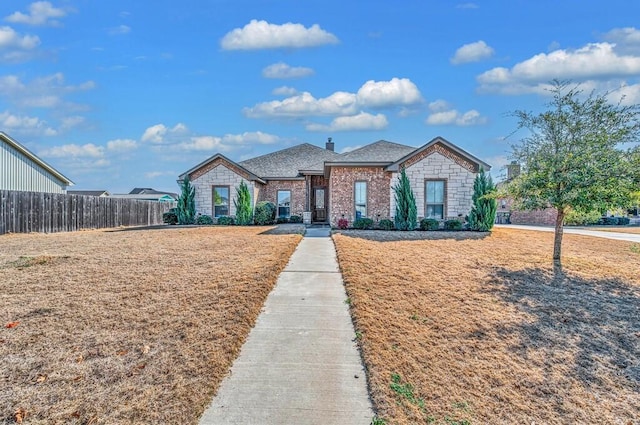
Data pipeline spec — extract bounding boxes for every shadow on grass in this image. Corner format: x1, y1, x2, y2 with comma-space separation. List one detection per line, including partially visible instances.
335, 229, 492, 242
486, 266, 640, 397
258, 224, 306, 235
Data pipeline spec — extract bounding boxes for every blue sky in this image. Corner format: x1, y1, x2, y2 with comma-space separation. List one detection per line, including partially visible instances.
1, 1, 639, 193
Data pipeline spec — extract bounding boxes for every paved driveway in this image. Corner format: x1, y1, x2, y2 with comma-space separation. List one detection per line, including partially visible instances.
495, 224, 640, 243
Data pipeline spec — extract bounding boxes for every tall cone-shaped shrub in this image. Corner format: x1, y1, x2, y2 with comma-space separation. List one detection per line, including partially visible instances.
177, 176, 196, 225
234, 181, 253, 225
468, 167, 497, 231
393, 166, 417, 230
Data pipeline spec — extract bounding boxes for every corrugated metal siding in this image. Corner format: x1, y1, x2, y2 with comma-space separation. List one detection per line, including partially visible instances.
0, 139, 67, 193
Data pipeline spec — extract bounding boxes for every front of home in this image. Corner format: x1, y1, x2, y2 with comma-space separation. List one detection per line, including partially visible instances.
178, 136, 491, 226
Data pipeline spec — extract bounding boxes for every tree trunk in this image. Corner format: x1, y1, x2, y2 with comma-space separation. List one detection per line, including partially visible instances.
553, 207, 565, 262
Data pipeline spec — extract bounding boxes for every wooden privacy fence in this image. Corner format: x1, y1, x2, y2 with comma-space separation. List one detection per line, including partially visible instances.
0, 190, 175, 235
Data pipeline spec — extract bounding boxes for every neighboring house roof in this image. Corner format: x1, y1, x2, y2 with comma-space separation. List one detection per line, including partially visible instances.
386, 136, 492, 172
239, 143, 341, 178
329, 140, 416, 164
68, 190, 110, 196
179, 153, 266, 184
128, 187, 178, 199
0, 131, 74, 187
111, 194, 176, 202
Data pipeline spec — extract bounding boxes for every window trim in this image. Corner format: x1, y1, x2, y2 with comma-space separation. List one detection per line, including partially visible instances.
354, 180, 368, 219
424, 179, 447, 220
277, 189, 292, 218
212, 185, 230, 218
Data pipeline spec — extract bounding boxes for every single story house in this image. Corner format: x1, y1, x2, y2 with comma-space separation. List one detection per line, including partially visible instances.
68, 190, 111, 197
0, 131, 73, 194
178, 136, 491, 226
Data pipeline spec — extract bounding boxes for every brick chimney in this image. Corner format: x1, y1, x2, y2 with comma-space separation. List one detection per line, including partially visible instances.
506, 161, 521, 181
326, 137, 334, 152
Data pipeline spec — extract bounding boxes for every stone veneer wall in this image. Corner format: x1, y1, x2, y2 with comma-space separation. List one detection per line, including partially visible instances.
329, 167, 391, 225
391, 151, 476, 220
258, 180, 306, 217
190, 162, 256, 217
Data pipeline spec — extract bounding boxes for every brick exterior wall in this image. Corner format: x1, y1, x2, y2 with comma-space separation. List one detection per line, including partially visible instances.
391, 151, 476, 220
258, 180, 306, 217
496, 197, 558, 225
190, 161, 257, 217
329, 167, 391, 226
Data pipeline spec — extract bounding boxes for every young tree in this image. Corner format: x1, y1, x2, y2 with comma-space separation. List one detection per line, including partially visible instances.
468, 167, 497, 231
234, 181, 253, 225
393, 167, 417, 230
508, 80, 640, 263
177, 176, 196, 225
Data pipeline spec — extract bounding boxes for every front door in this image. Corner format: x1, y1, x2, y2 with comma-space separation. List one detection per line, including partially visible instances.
312, 187, 327, 222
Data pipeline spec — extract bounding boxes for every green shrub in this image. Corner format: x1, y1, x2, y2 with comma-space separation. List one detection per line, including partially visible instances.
176, 176, 196, 225
565, 209, 602, 225
393, 167, 417, 231
378, 219, 394, 230
234, 181, 253, 225
444, 219, 463, 230
468, 167, 497, 231
162, 208, 178, 225
254, 201, 276, 225
289, 215, 302, 223
599, 216, 618, 225
196, 214, 214, 225
216, 216, 235, 225
276, 216, 289, 224
618, 216, 630, 225
353, 217, 374, 229
420, 218, 440, 230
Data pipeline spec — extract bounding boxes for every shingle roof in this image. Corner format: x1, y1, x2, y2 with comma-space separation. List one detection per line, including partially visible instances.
68, 190, 110, 196
239, 143, 341, 178
331, 140, 416, 163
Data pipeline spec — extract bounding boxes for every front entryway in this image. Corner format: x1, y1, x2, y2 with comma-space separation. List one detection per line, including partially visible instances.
312, 186, 328, 223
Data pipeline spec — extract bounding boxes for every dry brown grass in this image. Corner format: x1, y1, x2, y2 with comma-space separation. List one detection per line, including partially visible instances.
579, 226, 640, 234
334, 228, 640, 425
0, 226, 301, 425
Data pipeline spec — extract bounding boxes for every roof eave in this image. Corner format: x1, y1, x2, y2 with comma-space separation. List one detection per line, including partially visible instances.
178, 153, 266, 184
0, 131, 74, 186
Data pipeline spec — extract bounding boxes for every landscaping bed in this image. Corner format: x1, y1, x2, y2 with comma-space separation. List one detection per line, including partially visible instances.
334, 228, 640, 424
0, 226, 301, 424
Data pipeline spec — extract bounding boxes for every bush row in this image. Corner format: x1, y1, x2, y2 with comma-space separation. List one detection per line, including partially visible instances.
337, 217, 466, 231
162, 203, 304, 226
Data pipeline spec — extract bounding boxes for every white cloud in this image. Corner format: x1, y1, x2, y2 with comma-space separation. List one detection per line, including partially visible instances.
107, 138, 137, 152
602, 27, 640, 55
245, 77, 423, 118
306, 112, 388, 132
5, 2, 69, 27
141, 123, 188, 144
220, 19, 339, 50
272, 86, 298, 96
451, 40, 495, 64
60, 115, 85, 130
40, 143, 104, 158
477, 42, 640, 94
356, 78, 423, 108
176, 131, 280, 152
339, 145, 362, 154
0, 73, 95, 110
262, 62, 314, 79
456, 3, 479, 9
0, 110, 56, 136
108, 25, 131, 36
426, 100, 487, 126
0, 26, 40, 50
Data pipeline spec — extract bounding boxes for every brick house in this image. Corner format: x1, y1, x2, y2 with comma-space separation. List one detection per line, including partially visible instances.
178, 136, 491, 226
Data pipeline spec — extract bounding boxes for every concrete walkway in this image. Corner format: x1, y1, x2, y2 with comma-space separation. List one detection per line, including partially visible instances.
495, 224, 640, 243
199, 227, 373, 425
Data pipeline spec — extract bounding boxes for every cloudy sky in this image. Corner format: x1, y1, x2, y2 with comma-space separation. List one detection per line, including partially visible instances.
1, 1, 639, 192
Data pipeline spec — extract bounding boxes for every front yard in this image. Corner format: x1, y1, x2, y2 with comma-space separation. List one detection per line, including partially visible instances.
0, 227, 301, 424
334, 228, 640, 425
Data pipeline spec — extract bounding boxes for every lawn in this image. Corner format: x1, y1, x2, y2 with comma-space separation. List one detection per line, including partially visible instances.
334, 228, 640, 425
0, 226, 301, 425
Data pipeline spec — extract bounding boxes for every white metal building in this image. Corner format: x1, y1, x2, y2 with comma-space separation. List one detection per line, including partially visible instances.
0, 131, 73, 193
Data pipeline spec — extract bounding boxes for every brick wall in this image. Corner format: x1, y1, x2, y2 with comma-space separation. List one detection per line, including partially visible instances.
496, 197, 558, 225
258, 180, 306, 216
391, 151, 476, 220
190, 162, 256, 217
329, 167, 391, 225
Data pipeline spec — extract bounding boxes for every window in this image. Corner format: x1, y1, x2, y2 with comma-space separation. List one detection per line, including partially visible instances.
277, 190, 291, 218
425, 180, 445, 219
354, 181, 367, 219
213, 186, 229, 217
